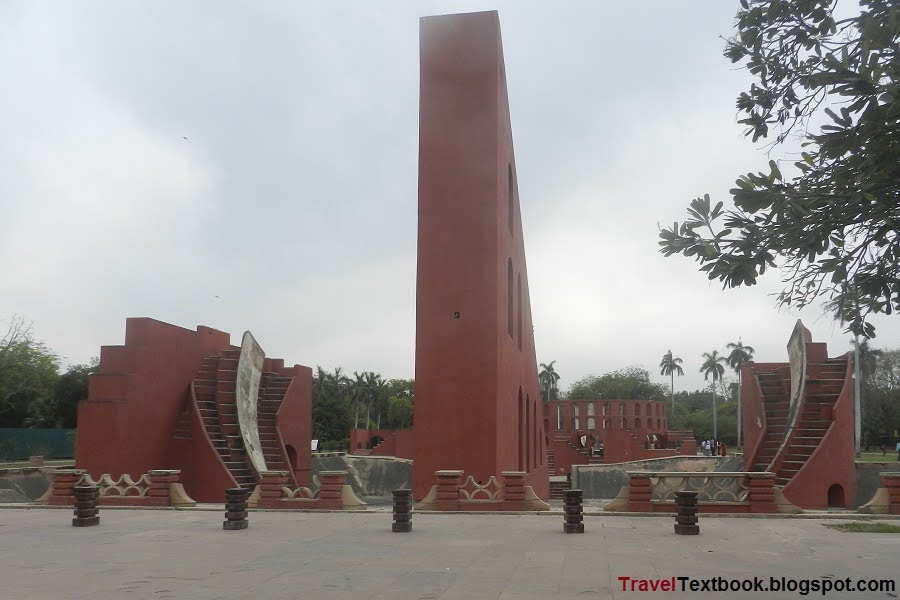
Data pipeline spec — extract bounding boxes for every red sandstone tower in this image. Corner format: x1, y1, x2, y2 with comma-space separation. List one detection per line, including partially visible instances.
413, 11, 548, 501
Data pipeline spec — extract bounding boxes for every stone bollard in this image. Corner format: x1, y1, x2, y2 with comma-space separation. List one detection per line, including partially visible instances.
674, 490, 699, 535
563, 489, 584, 533
223, 487, 249, 530
72, 485, 100, 527
392, 489, 412, 532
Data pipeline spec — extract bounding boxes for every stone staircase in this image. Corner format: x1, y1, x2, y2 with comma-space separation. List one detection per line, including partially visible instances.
750, 369, 790, 472
565, 439, 604, 465
547, 450, 555, 474
773, 358, 846, 486
183, 351, 295, 490
750, 358, 847, 487
549, 478, 569, 500
258, 372, 291, 472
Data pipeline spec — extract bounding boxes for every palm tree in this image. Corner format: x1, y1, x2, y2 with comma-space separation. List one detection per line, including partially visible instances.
538, 361, 561, 402
658, 350, 684, 417
700, 350, 727, 439
363, 371, 383, 429
351, 371, 367, 429
726, 339, 755, 448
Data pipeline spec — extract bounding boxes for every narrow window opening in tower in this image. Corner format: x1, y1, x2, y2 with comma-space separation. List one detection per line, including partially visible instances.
518, 388, 523, 471
508, 164, 513, 236
517, 274, 522, 350
507, 259, 513, 337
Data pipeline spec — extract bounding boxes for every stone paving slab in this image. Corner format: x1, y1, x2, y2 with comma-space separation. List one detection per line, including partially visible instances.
0, 508, 897, 599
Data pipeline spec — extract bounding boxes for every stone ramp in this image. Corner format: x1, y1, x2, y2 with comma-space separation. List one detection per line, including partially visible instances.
0, 468, 51, 502
312, 454, 411, 499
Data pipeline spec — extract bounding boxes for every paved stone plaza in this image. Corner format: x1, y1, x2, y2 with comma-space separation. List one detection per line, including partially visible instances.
1, 508, 898, 599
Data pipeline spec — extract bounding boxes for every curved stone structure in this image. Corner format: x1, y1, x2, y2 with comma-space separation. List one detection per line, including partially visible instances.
768, 320, 809, 470
236, 331, 267, 475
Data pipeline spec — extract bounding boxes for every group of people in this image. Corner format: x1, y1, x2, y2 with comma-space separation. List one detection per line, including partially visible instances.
701, 438, 725, 457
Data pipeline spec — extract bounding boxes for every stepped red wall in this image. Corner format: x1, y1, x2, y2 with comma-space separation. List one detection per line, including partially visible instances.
413, 11, 548, 501
270, 361, 313, 487
76, 318, 232, 479
76, 317, 313, 501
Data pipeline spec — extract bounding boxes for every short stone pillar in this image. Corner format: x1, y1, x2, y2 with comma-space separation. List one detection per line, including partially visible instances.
563, 489, 584, 533
147, 470, 180, 506
223, 488, 249, 530
883, 473, 900, 515
627, 474, 652, 512
674, 490, 699, 535
747, 472, 777, 513
258, 471, 289, 508
392, 489, 412, 532
501, 471, 526, 511
72, 485, 100, 527
29, 455, 45, 468
435, 470, 463, 511
48, 469, 86, 506
318, 471, 347, 509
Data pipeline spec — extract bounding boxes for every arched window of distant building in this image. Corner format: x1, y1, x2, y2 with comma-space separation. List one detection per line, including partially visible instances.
587, 402, 595, 416
635, 418, 642, 429
587, 418, 596, 430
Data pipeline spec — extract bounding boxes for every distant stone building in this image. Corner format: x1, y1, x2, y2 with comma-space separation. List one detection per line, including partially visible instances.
543, 399, 697, 476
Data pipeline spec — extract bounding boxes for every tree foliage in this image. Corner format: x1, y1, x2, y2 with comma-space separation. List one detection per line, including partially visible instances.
673, 390, 739, 443
311, 366, 414, 448
0, 317, 61, 428
858, 343, 900, 446
538, 361, 561, 402
27, 360, 98, 428
567, 366, 667, 402
659, 350, 685, 426
700, 350, 727, 382
659, 0, 900, 338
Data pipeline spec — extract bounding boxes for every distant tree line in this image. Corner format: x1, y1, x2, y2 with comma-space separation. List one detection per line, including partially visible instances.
0, 316, 96, 429
858, 342, 900, 448
312, 367, 414, 451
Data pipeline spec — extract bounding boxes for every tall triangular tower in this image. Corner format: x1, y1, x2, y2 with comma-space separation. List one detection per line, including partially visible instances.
413, 11, 548, 501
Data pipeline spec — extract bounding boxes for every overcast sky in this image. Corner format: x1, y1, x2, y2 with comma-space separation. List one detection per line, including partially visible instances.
2, 1, 897, 395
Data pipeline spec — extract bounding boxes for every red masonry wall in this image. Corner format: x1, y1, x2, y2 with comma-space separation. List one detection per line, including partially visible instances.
76, 318, 232, 479
413, 11, 548, 501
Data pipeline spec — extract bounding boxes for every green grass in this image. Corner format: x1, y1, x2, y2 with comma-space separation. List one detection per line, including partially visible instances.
825, 522, 900, 533
855, 450, 900, 463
